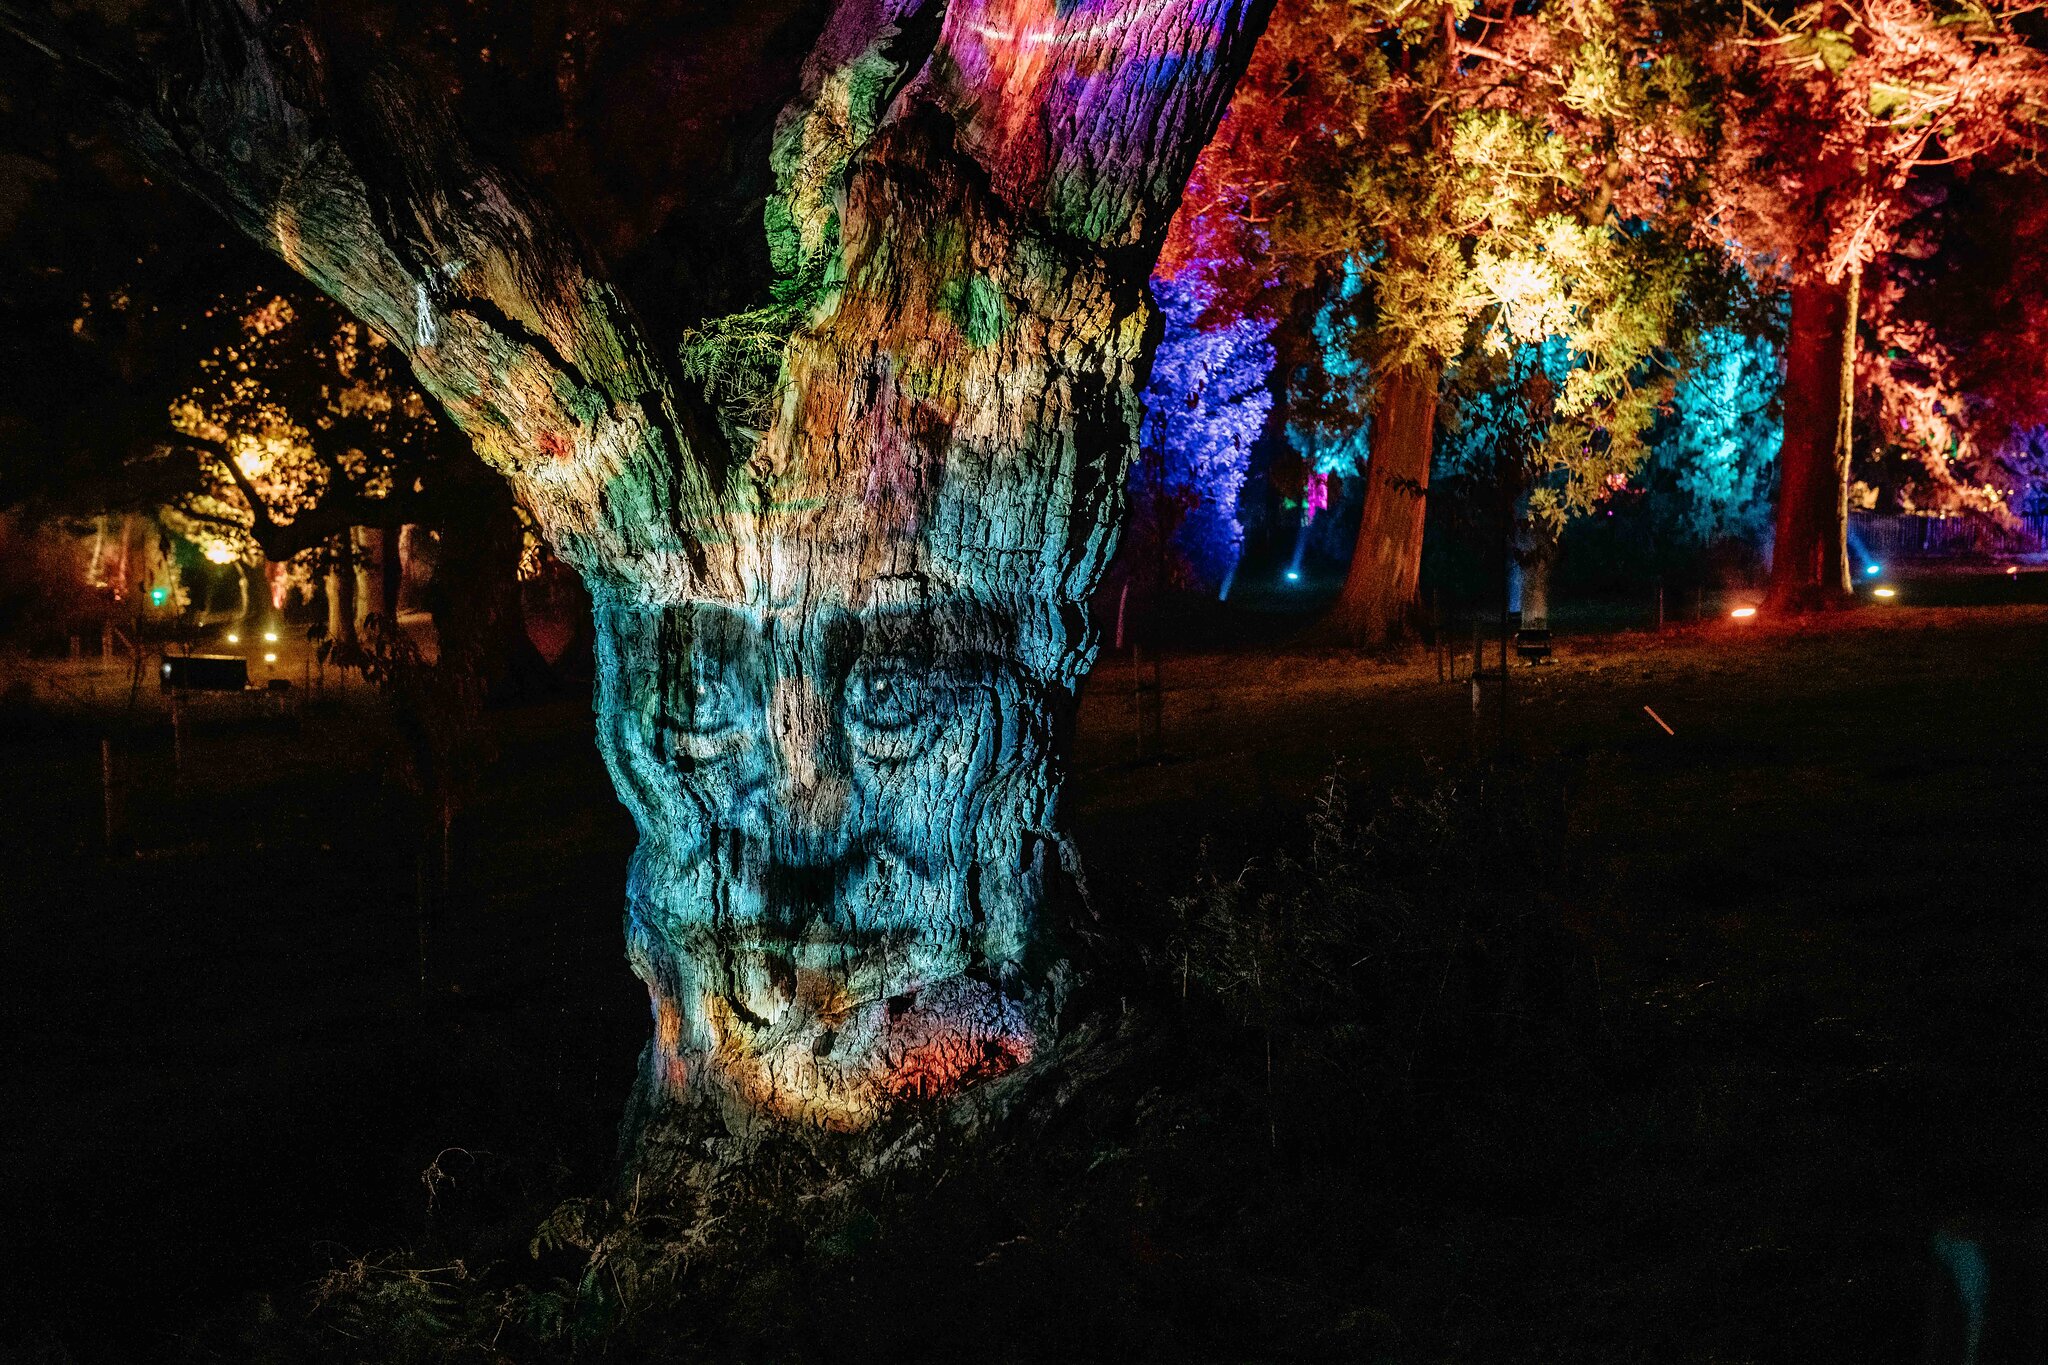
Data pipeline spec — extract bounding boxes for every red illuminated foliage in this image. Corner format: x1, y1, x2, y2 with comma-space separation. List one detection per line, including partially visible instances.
1704, 0, 2046, 286
1857, 170, 2048, 516
1700, 0, 2047, 605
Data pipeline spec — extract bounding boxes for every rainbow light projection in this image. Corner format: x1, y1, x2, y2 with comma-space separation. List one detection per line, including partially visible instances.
74, 0, 1261, 1142
583, 0, 1264, 1134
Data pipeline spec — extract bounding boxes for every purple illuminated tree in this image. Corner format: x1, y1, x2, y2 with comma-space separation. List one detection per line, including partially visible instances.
1124, 270, 1275, 598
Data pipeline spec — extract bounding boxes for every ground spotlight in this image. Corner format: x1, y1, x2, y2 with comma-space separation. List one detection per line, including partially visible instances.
226, 632, 239, 644
263, 630, 279, 643
1730, 606, 1758, 619
263, 652, 277, 663
1873, 587, 1897, 600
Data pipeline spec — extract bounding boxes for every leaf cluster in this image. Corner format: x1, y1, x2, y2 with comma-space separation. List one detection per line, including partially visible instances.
1178, 0, 1738, 513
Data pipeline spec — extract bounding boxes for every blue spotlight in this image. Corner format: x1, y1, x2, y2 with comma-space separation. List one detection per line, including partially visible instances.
1865, 563, 1881, 576
1285, 570, 1301, 582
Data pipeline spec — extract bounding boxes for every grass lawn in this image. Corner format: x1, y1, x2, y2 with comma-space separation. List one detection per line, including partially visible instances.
3, 603, 2045, 1361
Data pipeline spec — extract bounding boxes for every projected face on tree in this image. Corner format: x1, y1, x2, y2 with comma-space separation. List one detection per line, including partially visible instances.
562, 0, 1263, 1133
102, 0, 1260, 1138
595, 563, 1067, 1129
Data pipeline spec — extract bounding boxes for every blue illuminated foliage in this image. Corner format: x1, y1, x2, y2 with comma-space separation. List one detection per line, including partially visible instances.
1652, 328, 1780, 548
1437, 336, 1578, 483
1288, 256, 1373, 480
1130, 271, 1276, 590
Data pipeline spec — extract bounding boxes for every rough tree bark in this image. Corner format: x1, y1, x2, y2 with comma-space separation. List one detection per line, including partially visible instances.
1767, 274, 1856, 611
1322, 360, 1440, 646
16, 0, 1269, 1137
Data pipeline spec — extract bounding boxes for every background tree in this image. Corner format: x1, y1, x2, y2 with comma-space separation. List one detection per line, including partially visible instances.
0, 112, 542, 686
1168, 0, 1720, 643
1701, 0, 2047, 608
162, 287, 467, 648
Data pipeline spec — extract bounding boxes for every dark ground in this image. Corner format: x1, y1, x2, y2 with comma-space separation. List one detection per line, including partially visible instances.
3, 599, 2047, 1362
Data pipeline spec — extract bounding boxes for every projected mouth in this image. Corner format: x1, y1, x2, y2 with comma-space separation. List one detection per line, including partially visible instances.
701, 970, 1036, 1128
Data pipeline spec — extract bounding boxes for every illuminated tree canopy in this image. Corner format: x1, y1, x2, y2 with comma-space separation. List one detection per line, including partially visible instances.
162, 289, 457, 569
1163, 0, 1730, 639
1701, 0, 2048, 606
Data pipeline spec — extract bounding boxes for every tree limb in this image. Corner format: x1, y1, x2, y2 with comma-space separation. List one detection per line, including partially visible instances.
1, 0, 718, 592
181, 432, 427, 560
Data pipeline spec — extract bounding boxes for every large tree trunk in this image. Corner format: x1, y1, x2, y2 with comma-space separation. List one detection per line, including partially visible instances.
1767, 274, 1857, 611
1323, 361, 1441, 645
1518, 543, 1551, 627
429, 470, 554, 701
58, 0, 1267, 1140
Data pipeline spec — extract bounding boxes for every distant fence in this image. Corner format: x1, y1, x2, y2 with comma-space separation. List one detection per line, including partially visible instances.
1851, 512, 2048, 560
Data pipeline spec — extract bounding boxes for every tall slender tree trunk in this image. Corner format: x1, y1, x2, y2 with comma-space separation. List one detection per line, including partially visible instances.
1832, 263, 1862, 587
1323, 360, 1441, 645
325, 535, 359, 656
1519, 541, 1552, 626
1768, 272, 1858, 611
349, 528, 378, 635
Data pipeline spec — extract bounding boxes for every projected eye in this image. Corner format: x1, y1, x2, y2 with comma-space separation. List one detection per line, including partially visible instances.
666, 657, 757, 765
845, 666, 922, 733
679, 671, 745, 736
842, 660, 940, 765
